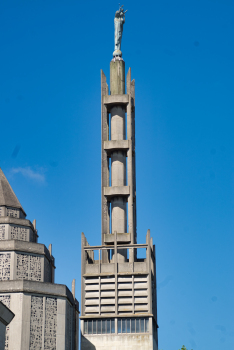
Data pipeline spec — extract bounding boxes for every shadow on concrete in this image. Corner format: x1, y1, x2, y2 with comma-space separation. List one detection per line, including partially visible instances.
81, 335, 96, 350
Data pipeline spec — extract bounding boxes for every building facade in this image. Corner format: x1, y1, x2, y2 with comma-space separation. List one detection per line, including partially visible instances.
80, 55, 158, 349
0, 168, 79, 350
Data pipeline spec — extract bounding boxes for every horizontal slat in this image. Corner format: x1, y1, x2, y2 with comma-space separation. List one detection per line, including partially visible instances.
85, 278, 99, 284
134, 282, 147, 289
101, 306, 115, 312
85, 306, 99, 313
118, 277, 132, 282
134, 304, 148, 311
85, 284, 99, 291
134, 297, 148, 304
101, 277, 115, 283
134, 276, 148, 282
118, 283, 132, 290
118, 290, 132, 297
85, 299, 99, 306
85, 292, 99, 298
101, 291, 115, 297
101, 299, 115, 305
101, 284, 115, 290
134, 290, 148, 296
118, 305, 132, 312
118, 297, 133, 304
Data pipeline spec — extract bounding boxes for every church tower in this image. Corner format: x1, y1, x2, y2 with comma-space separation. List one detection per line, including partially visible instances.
80, 7, 158, 350
0, 168, 79, 350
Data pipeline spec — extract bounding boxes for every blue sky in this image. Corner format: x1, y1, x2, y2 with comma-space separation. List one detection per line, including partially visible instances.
0, 0, 233, 349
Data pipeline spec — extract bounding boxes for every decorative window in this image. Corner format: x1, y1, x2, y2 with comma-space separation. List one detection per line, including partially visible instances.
117, 317, 149, 334
84, 318, 115, 335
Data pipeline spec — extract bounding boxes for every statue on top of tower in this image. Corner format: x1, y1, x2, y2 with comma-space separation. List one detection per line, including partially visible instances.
113, 5, 127, 57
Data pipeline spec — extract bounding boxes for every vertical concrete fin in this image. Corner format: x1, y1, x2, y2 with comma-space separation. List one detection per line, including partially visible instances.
101, 70, 109, 263
81, 232, 86, 316
147, 229, 152, 314
72, 279, 75, 299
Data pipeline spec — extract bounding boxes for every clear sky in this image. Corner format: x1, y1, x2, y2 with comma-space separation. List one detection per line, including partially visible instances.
0, 1, 233, 349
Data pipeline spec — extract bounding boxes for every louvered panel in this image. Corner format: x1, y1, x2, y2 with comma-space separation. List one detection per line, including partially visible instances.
118, 290, 132, 297
85, 299, 99, 306
134, 282, 147, 289
134, 290, 148, 296
134, 297, 148, 304
101, 291, 115, 297
101, 283, 115, 290
85, 291, 99, 298
85, 284, 99, 291
134, 276, 147, 282
118, 283, 132, 290
118, 276, 132, 282
101, 277, 115, 283
118, 305, 132, 312
118, 297, 132, 304
85, 278, 99, 284
101, 298, 115, 305
134, 304, 148, 311
101, 306, 115, 312
85, 306, 99, 313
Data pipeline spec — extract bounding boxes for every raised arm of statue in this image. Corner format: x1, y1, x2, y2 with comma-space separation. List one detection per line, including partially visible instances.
113, 6, 127, 57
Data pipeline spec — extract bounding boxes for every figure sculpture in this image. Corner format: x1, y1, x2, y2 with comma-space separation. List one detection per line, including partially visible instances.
113, 5, 127, 57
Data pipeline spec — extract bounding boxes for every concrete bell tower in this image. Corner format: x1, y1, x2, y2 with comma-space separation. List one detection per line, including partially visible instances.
80, 7, 158, 350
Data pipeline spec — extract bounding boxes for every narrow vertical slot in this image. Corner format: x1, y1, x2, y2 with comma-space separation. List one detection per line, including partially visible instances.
126, 198, 129, 233
109, 201, 112, 234
125, 153, 128, 186
109, 157, 111, 187
109, 112, 111, 140
125, 111, 127, 140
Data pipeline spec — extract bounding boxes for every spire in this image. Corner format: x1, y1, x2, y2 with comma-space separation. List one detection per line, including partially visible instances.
0, 168, 25, 214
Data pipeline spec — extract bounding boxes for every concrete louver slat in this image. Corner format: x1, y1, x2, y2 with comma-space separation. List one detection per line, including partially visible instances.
118, 290, 132, 297
134, 304, 148, 311
85, 284, 100, 291
101, 291, 115, 297
118, 297, 133, 304
101, 306, 115, 312
100, 284, 115, 290
117, 283, 132, 290
118, 305, 132, 312
134, 290, 148, 296
85, 278, 99, 284
134, 276, 148, 282
85, 292, 99, 298
134, 282, 147, 289
85, 299, 99, 306
117, 276, 132, 282
85, 306, 99, 313
100, 299, 115, 305
134, 297, 148, 304
100, 277, 115, 283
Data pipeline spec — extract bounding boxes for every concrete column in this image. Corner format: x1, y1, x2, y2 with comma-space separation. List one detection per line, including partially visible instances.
110, 59, 127, 262
111, 197, 126, 233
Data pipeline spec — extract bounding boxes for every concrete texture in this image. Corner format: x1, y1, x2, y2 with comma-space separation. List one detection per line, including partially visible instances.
81, 55, 158, 349
0, 168, 79, 350
0, 168, 26, 216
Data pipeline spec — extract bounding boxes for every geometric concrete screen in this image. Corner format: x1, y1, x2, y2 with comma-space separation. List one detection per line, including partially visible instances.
0, 168, 79, 350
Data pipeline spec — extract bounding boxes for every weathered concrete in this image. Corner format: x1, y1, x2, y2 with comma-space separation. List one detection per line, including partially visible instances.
81, 333, 154, 350
0, 301, 14, 350
82, 50, 158, 349
0, 168, 79, 349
